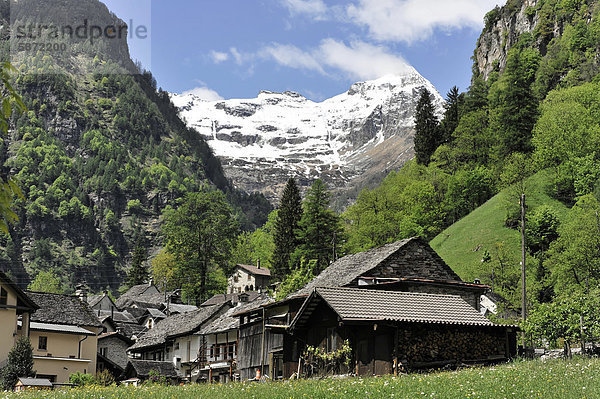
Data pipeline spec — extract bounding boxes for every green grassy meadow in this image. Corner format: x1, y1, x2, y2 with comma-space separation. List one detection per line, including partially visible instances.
8, 358, 600, 399
430, 169, 569, 283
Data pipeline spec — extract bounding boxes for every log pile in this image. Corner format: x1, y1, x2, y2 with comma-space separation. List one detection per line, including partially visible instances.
397, 325, 506, 364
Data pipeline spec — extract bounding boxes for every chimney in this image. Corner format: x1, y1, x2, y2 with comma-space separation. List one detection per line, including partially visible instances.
148, 277, 153, 287
257, 259, 261, 269
75, 283, 88, 303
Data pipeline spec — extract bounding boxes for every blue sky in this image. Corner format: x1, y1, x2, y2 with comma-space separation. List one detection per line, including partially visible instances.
101, 0, 504, 102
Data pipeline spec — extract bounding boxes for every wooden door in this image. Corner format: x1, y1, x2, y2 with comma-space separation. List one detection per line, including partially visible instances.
374, 332, 393, 375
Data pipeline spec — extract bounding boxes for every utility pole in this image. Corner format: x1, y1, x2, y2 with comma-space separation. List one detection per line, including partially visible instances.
520, 194, 527, 347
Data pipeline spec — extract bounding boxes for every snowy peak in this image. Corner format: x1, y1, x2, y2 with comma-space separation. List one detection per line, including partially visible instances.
171, 70, 443, 207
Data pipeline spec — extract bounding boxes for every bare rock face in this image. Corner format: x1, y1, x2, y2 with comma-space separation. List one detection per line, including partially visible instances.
474, 0, 566, 81
171, 68, 443, 209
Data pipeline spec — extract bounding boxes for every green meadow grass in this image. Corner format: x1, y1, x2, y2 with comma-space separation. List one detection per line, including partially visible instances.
430, 169, 569, 283
8, 358, 600, 399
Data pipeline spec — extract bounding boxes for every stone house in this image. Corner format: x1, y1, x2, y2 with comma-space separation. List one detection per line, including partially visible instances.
97, 332, 134, 378
122, 359, 180, 384
235, 237, 516, 379
227, 263, 271, 294
25, 291, 103, 384
0, 271, 38, 365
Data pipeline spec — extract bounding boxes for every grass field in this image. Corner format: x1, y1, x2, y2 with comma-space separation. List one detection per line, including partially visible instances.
430, 169, 569, 284
8, 358, 600, 399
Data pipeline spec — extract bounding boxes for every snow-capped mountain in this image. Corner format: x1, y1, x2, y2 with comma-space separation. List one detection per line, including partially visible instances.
171, 68, 444, 208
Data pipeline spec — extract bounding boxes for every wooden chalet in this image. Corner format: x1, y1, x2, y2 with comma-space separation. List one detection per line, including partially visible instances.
289, 287, 517, 374
234, 237, 517, 379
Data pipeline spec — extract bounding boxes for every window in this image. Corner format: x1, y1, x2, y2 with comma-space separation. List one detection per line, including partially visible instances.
0, 287, 7, 305
99, 347, 107, 357
38, 336, 47, 351
326, 328, 338, 353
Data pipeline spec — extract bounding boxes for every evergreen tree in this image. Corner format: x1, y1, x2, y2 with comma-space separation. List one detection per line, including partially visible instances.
127, 238, 149, 288
272, 178, 303, 279
414, 88, 441, 165
440, 86, 462, 143
293, 179, 343, 273
1, 337, 34, 391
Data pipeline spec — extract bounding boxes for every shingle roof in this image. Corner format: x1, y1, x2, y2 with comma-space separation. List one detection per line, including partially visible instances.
115, 283, 158, 308
124, 359, 179, 378
237, 264, 271, 277
293, 237, 461, 296
290, 287, 495, 329
294, 239, 413, 296
26, 291, 102, 327
128, 304, 225, 351
198, 296, 269, 335
201, 291, 262, 307
164, 303, 198, 314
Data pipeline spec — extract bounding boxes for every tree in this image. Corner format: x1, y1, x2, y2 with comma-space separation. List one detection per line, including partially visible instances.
162, 191, 239, 304
272, 179, 303, 279
151, 250, 178, 293
27, 270, 64, 294
293, 180, 344, 273
414, 88, 441, 165
488, 44, 540, 160
231, 210, 277, 270
1, 336, 34, 390
275, 259, 316, 300
0, 62, 27, 234
127, 239, 149, 288
440, 86, 462, 143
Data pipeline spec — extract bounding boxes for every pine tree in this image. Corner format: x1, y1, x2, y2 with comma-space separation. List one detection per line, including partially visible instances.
414, 88, 441, 165
127, 239, 149, 288
440, 86, 462, 143
1, 337, 34, 391
293, 179, 343, 274
272, 178, 303, 279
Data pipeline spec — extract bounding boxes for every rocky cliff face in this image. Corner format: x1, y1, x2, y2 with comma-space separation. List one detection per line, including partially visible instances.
475, 0, 541, 80
171, 69, 443, 208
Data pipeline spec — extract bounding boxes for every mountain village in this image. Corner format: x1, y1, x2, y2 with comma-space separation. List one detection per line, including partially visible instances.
0, 237, 518, 390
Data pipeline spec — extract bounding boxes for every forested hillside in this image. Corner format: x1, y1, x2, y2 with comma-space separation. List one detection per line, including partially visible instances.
0, 0, 271, 292
337, 0, 600, 311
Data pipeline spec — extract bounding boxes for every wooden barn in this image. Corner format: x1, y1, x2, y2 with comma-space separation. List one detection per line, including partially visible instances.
289, 287, 517, 375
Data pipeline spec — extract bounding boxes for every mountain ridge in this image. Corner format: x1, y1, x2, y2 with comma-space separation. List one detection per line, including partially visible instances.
171, 69, 444, 208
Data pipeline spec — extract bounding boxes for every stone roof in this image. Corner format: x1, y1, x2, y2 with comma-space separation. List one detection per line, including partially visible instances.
145, 308, 167, 319
115, 322, 146, 340
199, 296, 269, 335
128, 304, 225, 351
294, 237, 459, 296
87, 294, 104, 308
124, 359, 179, 378
26, 291, 102, 327
237, 263, 271, 277
115, 283, 158, 308
95, 309, 137, 323
163, 303, 198, 314
99, 332, 134, 345
201, 291, 262, 307
291, 287, 495, 330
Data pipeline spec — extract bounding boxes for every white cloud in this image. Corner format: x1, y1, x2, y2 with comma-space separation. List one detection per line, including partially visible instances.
317, 39, 412, 80
281, 0, 328, 20
210, 50, 229, 63
230, 47, 244, 65
260, 43, 325, 74
347, 0, 504, 44
258, 39, 412, 81
181, 86, 224, 101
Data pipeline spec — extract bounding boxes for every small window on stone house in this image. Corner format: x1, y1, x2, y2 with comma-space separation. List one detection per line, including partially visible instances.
0, 287, 7, 305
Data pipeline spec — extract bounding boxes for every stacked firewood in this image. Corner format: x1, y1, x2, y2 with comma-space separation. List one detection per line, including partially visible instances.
397, 326, 505, 363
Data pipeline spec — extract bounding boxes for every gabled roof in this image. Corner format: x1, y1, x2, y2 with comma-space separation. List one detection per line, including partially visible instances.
163, 303, 198, 314
198, 296, 270, 335
26, 291, 101, 327
144, 308, 167, 320
115, 283, 159, 308
17, 377, 53, 387
128, 304, 226, 352
29, 321, 95, 335
200, 291, 262, 307
99, 332, 134, 346
290, 287, 496, 330
87, 292, 117, 309
123, 359, 179, 378
236, 263, 271, 277
95, 309, 137, 324
0, 270, 38, 311
294, 237, 460, 296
